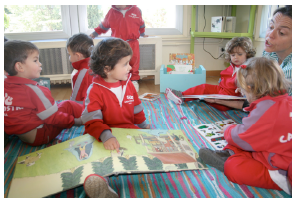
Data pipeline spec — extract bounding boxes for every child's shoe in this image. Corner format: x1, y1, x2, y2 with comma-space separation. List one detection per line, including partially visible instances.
132, 81, 139, 92
83, 174, 118, 198
199, 148, 231, 172
165, 88, 183, 105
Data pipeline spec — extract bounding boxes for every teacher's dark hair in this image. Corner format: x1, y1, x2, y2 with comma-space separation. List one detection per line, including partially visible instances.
273, 5, 292, 18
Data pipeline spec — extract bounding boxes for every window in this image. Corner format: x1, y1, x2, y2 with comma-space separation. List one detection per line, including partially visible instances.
80, 5, 183, 36
4, 5, 184, 41
255, 5, 279, 40
4, 5, 63, 33
4, 5, 72, 41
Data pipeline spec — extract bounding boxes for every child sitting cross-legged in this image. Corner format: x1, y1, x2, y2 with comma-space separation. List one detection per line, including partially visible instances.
4, 40, 83, 147
81, 37, 150, 198
166, 37, 256, 111
66, 33, 94, 104
199, 57, 292, 194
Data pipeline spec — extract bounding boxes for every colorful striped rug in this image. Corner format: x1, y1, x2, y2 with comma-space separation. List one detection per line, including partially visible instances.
4, 94, 290, 198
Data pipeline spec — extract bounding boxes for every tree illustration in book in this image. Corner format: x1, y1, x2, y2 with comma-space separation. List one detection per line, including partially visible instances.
8, 128, 207, 198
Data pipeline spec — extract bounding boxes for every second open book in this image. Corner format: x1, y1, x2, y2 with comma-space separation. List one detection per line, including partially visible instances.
182, 94, 246, 100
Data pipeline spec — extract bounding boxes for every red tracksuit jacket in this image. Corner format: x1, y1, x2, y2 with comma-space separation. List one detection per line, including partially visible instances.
70, 57, 93, 104
224, 94, 292, 171
81, 74, 146, 141
94, 5, 146, 40
4, 76, 75, 135
218, 63, 239, 95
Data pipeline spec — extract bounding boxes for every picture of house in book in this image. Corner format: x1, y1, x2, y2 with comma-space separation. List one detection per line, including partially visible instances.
133, 134, 197, 164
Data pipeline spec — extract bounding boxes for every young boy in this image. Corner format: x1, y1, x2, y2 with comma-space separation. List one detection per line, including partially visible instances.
67, 33, 94, 104
89, 5, 148, 92
4, 40, 83, 146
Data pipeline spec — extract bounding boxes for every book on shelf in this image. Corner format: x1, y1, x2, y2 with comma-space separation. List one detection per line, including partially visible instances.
166, 65, 193, 74
168, 53, 195, 70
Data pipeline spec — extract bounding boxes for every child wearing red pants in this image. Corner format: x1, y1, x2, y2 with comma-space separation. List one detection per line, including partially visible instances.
166, 37, 256, 111
4, 40, 83, 146
199, 57, 292, 194
89, 5, 148, 92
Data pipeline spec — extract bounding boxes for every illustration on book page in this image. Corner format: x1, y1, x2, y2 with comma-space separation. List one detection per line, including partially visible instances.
193, 119, 237, 150
8, 128, 207, 198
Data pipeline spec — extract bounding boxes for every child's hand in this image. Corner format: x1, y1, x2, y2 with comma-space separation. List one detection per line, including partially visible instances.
235, 88, 241, 94
204, 98, 220, 104
143, 35, 149, 38
103, 138, 120, 153
74, 118, 83, 126
220, 124, 233, 134
144, 124, 150, 129
89, 33, 95, 39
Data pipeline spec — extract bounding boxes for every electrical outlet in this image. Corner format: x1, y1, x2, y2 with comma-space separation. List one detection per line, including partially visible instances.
217, 47, 225, 58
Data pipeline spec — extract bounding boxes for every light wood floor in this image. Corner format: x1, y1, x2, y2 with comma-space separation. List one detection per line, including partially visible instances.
51, 76, 220, 101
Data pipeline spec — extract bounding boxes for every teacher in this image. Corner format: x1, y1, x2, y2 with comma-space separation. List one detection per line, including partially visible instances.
205, 5, 292, 110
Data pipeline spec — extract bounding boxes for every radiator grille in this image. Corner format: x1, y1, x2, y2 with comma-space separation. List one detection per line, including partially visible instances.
139, 44, 155, 70
39, 48, 73, 75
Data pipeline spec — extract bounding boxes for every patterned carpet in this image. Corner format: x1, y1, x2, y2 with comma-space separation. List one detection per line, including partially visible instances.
4, 94, 291, 198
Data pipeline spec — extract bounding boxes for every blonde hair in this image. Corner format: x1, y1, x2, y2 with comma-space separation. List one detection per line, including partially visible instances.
224, 37, 256, 62
237, 57, 290, 99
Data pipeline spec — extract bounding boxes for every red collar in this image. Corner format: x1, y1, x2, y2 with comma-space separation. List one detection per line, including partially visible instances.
5, 75, 38, 85
71, 57, 90, 70
231, 62, 246, 68
93, 74, 131, 88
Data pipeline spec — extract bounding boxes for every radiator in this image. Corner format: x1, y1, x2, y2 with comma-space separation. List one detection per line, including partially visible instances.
38, 37, 162, 85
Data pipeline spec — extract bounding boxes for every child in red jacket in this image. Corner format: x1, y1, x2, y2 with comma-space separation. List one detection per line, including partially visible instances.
4, 40, 83, 146
89, 5, 148, 92
166, 37, 256, 111
199, 57, 292, 194
81, 37, 150, 197
67, 33, 94, 104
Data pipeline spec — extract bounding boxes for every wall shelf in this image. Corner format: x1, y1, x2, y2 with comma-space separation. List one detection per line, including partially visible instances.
190, 5, 256, 53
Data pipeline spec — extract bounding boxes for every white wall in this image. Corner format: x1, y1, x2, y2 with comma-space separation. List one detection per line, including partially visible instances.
162, 5, 264, 72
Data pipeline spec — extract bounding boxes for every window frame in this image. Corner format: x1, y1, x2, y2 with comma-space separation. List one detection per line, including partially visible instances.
254, 5, 279, 41
4, 5, 73, 41
79, 5, 184, 36
4, 5, 185, 41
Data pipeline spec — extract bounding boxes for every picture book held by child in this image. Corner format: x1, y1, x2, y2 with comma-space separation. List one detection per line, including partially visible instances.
199, 57, 292, 194
8, 128, 207, 198
4, 40, 83, 147
182, 94, 246, 100
166, 37, 256, 111
193, 119, 237, 150
89, 5, 148, 92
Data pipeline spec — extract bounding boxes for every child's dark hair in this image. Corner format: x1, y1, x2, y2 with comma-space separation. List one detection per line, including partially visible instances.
273, 5, 292, 18
224, 37, 256, 62
66, 33, 94, 58
90, 37, 133, 78
4, 40, 39, 76
237, 57, 290, 99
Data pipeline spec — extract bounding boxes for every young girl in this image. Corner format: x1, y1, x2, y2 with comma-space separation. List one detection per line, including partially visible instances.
199, 57, 292, 194
81, 37, 149, 198
166, 37, 256, 111
81, 37, 149, 151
